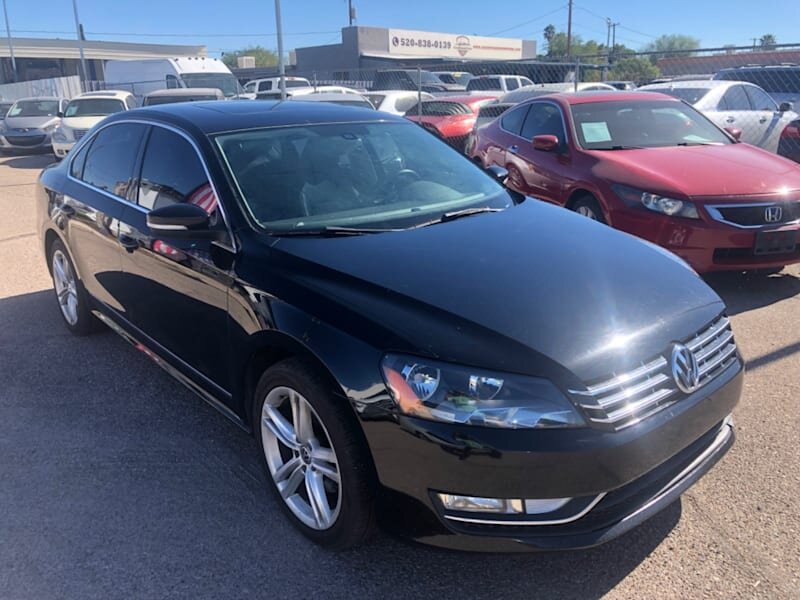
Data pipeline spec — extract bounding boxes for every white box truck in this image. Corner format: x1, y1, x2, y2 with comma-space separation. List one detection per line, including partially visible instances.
103, 57, 242, 99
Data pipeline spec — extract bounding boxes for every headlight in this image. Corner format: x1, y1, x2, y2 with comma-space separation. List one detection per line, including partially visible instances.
381, 354, 584, 429
42, 122, 58, 133
52, 126, 69, 142
0, 121, 6, 134
612, 184, 699, 219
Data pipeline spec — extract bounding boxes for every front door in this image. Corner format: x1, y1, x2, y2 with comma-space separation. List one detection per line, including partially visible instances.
116, 125, 235, 392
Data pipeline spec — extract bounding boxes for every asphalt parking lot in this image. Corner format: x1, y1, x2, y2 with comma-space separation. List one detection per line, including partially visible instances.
0, 153, 798, 599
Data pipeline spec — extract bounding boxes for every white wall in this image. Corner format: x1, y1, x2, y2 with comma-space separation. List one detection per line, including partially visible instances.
0, 76, 83, 102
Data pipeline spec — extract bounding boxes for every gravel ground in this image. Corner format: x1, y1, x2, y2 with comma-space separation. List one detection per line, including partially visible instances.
0, 153, 798, 599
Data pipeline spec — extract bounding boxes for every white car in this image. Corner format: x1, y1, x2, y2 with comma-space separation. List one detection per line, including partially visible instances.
639, 80, 798, 154
255, 85, 362, 101
52, 91, 136, 159
291, 93, 374, 109
242, 76, 312, 98
363, 91, 434, 115
465, 75, 535, 97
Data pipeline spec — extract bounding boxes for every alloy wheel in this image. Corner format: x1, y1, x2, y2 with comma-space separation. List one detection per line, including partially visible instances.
52, 249, 79, 326
576, 205, 599, 220
260, 386, 341, 530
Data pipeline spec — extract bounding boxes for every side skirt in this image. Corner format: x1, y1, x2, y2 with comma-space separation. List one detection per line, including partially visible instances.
91, 309, 250, 433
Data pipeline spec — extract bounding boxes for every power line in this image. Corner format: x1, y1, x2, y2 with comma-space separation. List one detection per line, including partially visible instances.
486, 4, 568, 36
616, 24, 659, 40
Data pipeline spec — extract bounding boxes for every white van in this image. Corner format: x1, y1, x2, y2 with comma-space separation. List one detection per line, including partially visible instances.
103, 57, 242, 99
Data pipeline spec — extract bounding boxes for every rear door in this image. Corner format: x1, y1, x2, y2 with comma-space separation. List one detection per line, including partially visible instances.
717, 85, 759, 145
63, 122, 147, 316
116, 124, 235, 391
743, 84, 784, 152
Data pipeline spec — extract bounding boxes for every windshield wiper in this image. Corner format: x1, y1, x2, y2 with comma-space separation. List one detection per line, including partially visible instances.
592, 145, 645, 150
414, 207, 504, 228
269, 225, 401, 237
675, 141, 719, 146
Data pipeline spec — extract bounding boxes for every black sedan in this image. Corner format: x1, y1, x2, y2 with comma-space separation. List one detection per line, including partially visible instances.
36, 101, 742, 551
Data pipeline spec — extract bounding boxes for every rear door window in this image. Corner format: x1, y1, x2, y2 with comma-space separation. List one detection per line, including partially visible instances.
81, 123, 147, 198
520, 103, 566, 143
500, 105, 530, 135
719, 85, 752, 110
744, 85, 778, 111
506, 78, 519, 91
258, 81, 272, 92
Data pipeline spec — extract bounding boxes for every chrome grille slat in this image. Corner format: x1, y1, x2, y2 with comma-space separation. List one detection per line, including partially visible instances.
570, 316, 738, 431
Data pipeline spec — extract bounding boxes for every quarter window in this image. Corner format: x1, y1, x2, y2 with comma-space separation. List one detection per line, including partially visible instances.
520, 103, 566, 143
81, 123, 146, 198
137, 127, 218, 216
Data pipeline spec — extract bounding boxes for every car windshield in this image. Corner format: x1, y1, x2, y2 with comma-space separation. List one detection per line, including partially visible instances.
436, 74, 457, 84
180, 73, 241, 97
500, 88, 551, 103
215, 121, 512, 232
64, 98, 126, 117
653, 87, 711, 105
571, 99, 730, 150
144, 94, 218, 105
8, 100, 59, 117
467, 78, 501, 91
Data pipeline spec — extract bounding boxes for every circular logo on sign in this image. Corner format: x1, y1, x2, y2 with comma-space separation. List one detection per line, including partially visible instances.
455, 35, 472, 57
392, 36, 399, 47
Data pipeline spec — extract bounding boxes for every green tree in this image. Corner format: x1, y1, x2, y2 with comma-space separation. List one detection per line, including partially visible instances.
544, 24, 556, 52
609, 57, 660, 83
643, 34, 700, 63
759, 34, 777, 50
221, 46, 278, 69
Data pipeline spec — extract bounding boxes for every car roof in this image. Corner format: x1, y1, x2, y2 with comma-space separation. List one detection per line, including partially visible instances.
552, 91, 677, 105
144, 88, 223, 97
292, 93, 369, 102
114, 99, 400, 134
73, 90, 133, 100
12, 96, 66, 102
640, 80, 735, 90
421, 94, 494, 105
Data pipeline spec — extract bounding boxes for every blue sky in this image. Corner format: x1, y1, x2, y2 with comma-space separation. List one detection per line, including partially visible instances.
3, 0, 798, 58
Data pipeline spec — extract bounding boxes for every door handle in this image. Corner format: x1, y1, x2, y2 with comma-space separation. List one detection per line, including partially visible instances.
759, 117, 768, 123
59, 204, 76, 217
508, 145, 519, 154
118, 234, 139, 253
725, 117, 735, 123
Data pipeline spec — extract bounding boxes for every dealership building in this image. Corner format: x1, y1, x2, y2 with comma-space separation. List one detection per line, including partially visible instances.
0, 37, 206, 84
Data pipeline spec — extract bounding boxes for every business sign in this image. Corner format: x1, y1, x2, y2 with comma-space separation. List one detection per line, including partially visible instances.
387, 29, 523, 61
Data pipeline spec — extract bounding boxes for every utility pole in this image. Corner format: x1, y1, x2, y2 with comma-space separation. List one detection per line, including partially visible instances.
274, 0, 286, 100
606, 18, 612, 53
71, 0, 89, 89
566, 0, 573, 57
2, 0, 17, 82
751, 37, 757, 50
348, 0, 354, 26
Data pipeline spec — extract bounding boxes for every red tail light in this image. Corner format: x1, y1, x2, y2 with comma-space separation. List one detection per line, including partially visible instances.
781, 123, 800, 139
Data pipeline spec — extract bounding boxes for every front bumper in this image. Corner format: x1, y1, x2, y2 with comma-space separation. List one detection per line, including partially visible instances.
52, 139, 76, 158
0, 131, 53, 152
610, 206, 800, 273
366, 359, 742, 551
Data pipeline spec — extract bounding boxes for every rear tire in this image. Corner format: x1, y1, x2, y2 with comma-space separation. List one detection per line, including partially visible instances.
253, 358, 376, 549
572, 195, 607, 224
48, 239, 98, 336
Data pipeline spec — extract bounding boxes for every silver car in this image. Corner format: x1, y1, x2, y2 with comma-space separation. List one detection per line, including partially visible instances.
639, 80, 798, 154
0, 97, 68, 153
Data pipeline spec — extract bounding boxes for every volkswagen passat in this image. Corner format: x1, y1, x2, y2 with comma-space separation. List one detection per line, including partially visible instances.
36, 101, 742, 551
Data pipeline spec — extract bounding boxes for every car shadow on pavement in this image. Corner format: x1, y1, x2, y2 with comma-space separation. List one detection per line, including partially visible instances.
0, 289, 680, 600
0, 153, 56, 170
704, 270, 800, 316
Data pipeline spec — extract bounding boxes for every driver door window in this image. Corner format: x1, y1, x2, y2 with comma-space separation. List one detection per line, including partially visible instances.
520, 103, 566, 146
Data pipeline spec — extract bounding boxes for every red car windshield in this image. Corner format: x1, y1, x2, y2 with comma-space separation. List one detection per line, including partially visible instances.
570, 100, 730, 150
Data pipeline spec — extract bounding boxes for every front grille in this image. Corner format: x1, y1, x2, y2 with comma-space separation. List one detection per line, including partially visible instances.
73, 129, 88, 140
5, 134, 46, 147
708, 201, 800, 227
570, 316, 738, 430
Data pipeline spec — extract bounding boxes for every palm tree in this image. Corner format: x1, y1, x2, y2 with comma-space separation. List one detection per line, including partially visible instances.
544, 24, 556, 53
759, 34, 777, 50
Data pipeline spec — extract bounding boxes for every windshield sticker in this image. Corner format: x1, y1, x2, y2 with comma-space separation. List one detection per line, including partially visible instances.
581, 121, 612, 143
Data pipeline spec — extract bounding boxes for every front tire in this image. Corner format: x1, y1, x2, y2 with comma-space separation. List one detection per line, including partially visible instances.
572, 195, 607, 224
48, 239, 98, 335
253, 358, 376, 549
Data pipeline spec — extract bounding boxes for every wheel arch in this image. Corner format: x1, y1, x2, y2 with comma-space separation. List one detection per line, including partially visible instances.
565, 186, 611, 222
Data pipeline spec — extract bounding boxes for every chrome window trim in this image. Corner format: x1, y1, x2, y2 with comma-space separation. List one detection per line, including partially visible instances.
443, 493, 606, 527
705, 201, 800, 229
66, 118, 237, 252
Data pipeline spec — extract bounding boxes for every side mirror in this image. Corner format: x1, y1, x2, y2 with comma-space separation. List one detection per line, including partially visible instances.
57, 111, 64, 118
779, 101, 793, 112
533, 134, 559, 152
146, 203, 215, 238
724, 127, 742, 141
484, 164, 508, 183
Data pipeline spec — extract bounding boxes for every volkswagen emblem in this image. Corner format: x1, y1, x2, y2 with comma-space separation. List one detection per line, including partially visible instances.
671, 344, 700, 394
764, 205, 783, 223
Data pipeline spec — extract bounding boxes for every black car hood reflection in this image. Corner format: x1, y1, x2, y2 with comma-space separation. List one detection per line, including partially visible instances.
269, 201, 724, 383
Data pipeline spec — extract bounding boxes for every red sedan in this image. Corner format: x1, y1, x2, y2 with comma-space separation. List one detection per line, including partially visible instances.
469, 91, 800, 273
405, 95, 495, 152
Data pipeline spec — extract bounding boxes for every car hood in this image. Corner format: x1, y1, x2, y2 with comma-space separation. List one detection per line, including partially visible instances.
589, 143, 800, 198
268, 201, 724, 384
61, 116, 106, 130
4, 115, 59, 130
